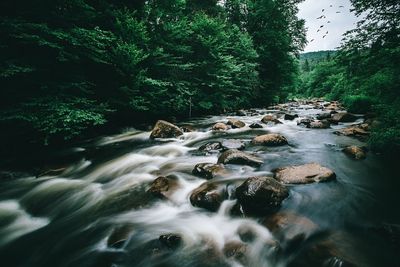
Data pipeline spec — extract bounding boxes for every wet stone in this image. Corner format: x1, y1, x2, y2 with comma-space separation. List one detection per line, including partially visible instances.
150, 120, 183, 139
236, 176, 289, 216
147, 176, 179, 199
159, 234, 182, 249
190, 182, 226, 211
343, 145, 367, 160
199, 142, 222, 152
221, 139, 245, 150
217, 149, 263, 167
251, 133, 288, 146
212, 122, 230, 131
192, 163, 225, 179
284, 113, 299, 120
273, 163, 336, 184
227, 118, 246, 129
249, 123, 263, 129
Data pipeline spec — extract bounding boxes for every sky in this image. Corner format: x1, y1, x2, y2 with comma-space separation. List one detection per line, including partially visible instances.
298, 0, 360, 52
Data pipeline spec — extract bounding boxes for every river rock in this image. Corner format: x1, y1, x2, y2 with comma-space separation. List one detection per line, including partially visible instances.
190, 182, 226, 211
223, 241, 248, 264
192, 163, 225, 179
330, 112, 357, 123
147, 176, 179, 199
308, 120, 330, 129
251, 133, 288, 146
249, 123, 263, 129
273, 163, 336, 184
334, 125, 369, 138
199, 142, 222, 152
212, 122, 230, 131
159, 234, 182, 249
107, 225, 134, 248
343, 145, 366, 159
221, 139, 245, 150
297, 118, 313, 127
227, 118, 246, 129
217, 149, 263, 167
261, 115, 282, 124
236, 176, 289, 216
263, 212, 318, 241
316, 112, 331, 120
284, 113, 299, 120
150, 120, 183, 139
236, 110, 247, 116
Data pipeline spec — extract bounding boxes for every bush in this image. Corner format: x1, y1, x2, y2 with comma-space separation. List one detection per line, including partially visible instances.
342, 94, 374, 114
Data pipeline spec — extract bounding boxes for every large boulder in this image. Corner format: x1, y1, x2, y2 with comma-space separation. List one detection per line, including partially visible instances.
236, 176, 289, 216
316, 112, 331, 120
297, 118, 313, 127
212, 122, 230, 131
330, 112, 357, 123
147, 176, 179, 199
261, 115, 282, 125
221, 139, 245, 150
190, 182, 226, 211
192, 163, 225, 179
251, 133, 288, 146
227, 118, 246, 129
150, 120, 183, 139
343, 146, 367, 160
217, 149, 263, 167
273, 163, 336, 184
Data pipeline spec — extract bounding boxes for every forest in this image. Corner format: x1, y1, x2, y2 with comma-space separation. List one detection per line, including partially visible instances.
0, 0, 399, 160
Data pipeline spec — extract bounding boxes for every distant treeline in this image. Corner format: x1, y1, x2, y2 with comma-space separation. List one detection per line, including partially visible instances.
294, 0, 400, 153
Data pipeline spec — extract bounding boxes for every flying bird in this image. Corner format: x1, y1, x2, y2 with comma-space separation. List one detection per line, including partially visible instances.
323, 35, 327, 38
339, 5, 344, 8
336, 11, 341, 13
320, 25, 324, 28
310, 39, 315, 42
330, 5, 333, 7
327, 21, 331, 23
326, 31, 329, 34
322, 9, 325, 12
317, 15, 324, 19
317, 29, 321, 32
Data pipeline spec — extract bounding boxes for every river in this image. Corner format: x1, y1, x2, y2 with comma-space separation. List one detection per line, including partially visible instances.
0, 100, 398, 267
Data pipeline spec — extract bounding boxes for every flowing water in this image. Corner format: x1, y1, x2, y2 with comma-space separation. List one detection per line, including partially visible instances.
0, 102, 399, 267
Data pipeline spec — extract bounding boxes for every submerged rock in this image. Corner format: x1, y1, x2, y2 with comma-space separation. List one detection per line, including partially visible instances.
190, 182, 226, 211
150, 120, 183, 139
159, 234, 182, 249
147, 176, 179, 199
249, 123, 263, 129
297, 118, 313, 127
251, 133, 288, 146
212, 122, 230, 131
330, 112, 357, 123
107, 225, 134, 249
273, 163, 336, 184
236, 176, 289, 216
192, 163, 225, 179
316, 112, 331, 120
343, 146, 367, 159
284, 113, 299, 120
221, 139, 245, 150
217, 149, 263, 167
223, 241, 248, 264
227, 118, 246, 129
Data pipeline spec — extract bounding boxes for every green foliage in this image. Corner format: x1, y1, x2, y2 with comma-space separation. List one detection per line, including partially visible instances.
342, 94, 374, 114
0, 0, 306, 152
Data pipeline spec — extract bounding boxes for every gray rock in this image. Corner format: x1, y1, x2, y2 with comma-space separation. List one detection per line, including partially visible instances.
273, 163, 336, 184
251, 133, 288, 146
150, 120, 183, 139
218, 149, 263, 167
192, 163, 225, 179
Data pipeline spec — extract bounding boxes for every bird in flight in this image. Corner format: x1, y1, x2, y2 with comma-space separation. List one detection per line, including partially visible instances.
317, 29, 321, 32
336, 11, 341, 13
330, 5, 333, 7
322, 9, 325, 12
327, 21, 331, 23
339, 5, 344, 8
323, 35, 327, 38
326, 31, 329, 34
320, 25, 324, 28
310, 39, 315, 42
